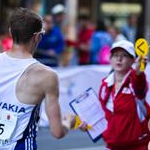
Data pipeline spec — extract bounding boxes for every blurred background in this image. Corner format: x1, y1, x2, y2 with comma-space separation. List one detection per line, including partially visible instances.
0, 0, 150, 66
1, 0, 150, 150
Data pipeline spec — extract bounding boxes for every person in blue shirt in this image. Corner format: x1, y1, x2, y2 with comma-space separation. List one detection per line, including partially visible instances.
121, 14, 138, 43
90, 20, 113, 64
36, 14, 65, 66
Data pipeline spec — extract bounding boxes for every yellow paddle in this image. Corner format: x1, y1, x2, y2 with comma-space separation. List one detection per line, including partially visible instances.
135, 38, 149, 71
73, 116, 92, 130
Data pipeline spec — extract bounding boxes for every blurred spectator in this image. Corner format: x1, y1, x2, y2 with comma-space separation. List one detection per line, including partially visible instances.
121, 14, 138, 43
60, 40, 77, 67
51, 4, 77, 67
108, 26, 126, 42
36, 14, 65, 66
90, 20, 112, 64
76, 15, 94, 65
51, 4, 66, 33
0, 25, 13, 52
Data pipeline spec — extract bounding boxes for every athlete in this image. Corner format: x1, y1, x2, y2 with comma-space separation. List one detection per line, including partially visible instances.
0, 7, 75, 150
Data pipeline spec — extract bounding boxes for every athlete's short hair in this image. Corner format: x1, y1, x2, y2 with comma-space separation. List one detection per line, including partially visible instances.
10, 7, 43, 44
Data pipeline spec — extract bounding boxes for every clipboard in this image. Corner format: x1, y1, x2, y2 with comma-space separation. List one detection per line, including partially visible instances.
69, 87, 107, 142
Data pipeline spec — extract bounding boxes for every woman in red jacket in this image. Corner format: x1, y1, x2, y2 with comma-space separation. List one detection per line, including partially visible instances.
99, 40, 150, 150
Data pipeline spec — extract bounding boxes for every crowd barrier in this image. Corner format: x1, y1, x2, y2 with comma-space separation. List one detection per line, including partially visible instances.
39, 64, 150, 127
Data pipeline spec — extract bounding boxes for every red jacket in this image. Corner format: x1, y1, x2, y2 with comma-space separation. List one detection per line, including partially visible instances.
99, 69, 150, 149
77, 27, 94, 64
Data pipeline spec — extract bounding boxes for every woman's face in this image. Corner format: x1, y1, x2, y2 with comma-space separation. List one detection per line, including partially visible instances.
110, 48, 134, 73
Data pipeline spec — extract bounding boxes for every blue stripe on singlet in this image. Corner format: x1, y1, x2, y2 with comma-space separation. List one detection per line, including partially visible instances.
14, 105, 40, 150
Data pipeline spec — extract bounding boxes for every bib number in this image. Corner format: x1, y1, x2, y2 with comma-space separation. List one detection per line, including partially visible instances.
0, 110, 17, 141
0, 124, 5, 135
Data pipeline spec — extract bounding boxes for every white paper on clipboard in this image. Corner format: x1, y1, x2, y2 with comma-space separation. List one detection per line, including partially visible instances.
70, 88, 107, 141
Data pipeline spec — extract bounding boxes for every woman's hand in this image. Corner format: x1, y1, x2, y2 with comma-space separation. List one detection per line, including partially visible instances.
135, 56, 148, 75
79, 121, 92, 131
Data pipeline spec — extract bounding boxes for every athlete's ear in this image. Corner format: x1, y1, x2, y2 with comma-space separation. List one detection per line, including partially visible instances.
33, 30, 44, 43
34, 33, 41, 43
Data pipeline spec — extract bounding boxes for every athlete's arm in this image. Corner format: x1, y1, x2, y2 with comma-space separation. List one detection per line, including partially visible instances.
42, 70, 74, 138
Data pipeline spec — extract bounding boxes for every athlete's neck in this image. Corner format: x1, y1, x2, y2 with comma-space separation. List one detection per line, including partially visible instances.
7, 44, 33, 59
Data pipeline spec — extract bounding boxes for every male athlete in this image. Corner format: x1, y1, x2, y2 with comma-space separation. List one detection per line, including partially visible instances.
0, 7, 75, 150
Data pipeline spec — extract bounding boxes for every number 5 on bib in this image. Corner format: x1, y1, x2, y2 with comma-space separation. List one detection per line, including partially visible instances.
0, 110, 17, 141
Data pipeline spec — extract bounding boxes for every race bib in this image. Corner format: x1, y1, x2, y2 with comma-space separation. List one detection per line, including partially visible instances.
0, 110, 17, 141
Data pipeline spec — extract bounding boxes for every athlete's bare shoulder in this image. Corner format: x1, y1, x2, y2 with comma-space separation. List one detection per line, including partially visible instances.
17, 62, 58, 104
28, 63, 57, 76
26, 63, 58, 88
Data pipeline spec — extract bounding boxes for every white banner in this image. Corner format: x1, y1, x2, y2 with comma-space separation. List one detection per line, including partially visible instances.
39, 64, 150, 127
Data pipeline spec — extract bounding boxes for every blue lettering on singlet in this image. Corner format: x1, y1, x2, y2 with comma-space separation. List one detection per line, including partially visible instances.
0, 101, 25, 113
